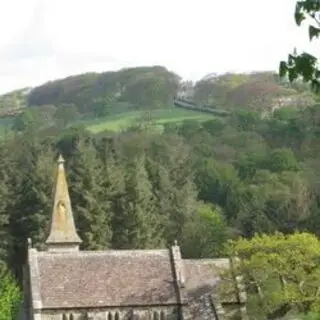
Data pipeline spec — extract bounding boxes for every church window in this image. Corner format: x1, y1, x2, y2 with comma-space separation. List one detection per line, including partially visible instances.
115, 311, 120, 320
62, 314, 68, 320
153, 311, 159, 320
69, 314, 74, 320
108, 312, 113, 320
160, 311, 165, 320
85, 312, 94, 320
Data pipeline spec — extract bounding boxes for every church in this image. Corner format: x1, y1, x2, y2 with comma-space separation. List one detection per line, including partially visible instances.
21, 155, 248, 320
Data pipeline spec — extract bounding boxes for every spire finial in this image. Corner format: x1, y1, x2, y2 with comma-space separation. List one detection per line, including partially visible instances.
58, 154, 65, 164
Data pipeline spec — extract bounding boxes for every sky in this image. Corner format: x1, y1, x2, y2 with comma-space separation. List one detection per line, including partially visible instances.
0, 0, 318, 94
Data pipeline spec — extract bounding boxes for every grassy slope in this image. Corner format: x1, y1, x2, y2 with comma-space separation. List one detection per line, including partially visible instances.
0, 107, 216, 135
84, 108, 215, 133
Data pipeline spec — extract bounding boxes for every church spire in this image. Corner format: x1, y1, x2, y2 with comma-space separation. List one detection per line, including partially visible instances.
45, 154, 82, 251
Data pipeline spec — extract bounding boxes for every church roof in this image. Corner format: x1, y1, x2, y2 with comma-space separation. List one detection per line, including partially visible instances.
183, 259, 245, 304
25, 156, 244, 314
184, 259, 229, 299
30, 248, 179, 309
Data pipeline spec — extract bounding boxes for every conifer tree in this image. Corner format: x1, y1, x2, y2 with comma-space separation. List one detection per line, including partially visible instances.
112, 154, 163, 249
0, 142, 12, 263
68, 137, 112, 250
148, 135, 199, 244
8, 135, 54, 275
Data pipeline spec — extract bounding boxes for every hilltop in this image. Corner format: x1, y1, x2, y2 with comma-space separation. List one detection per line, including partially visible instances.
0, 66, 180, 115
0, 66, 316, 135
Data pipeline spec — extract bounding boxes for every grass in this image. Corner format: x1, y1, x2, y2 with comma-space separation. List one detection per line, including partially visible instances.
0, 106, 217, 136
85, 108, 215, 133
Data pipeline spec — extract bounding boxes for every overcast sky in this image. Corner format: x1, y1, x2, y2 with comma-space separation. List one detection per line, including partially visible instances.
0, 0, 318, 94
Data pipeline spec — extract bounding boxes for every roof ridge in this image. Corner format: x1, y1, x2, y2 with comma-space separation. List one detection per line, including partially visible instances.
37, 248, 170, 257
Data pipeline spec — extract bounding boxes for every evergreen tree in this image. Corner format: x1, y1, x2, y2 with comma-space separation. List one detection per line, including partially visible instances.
68, 137, 112, 250
0, 142, 12, 263
112, 154, 162, 249
8, 135, 54, 276
148, 135, 199, 244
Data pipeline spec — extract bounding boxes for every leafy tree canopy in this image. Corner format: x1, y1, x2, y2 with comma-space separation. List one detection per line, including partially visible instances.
227, 233, 320, 319
280, 0, 320, 90
0, 263, 21, 320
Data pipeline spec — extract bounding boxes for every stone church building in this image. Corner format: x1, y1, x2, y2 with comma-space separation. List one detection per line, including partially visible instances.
21, 156, 247, 320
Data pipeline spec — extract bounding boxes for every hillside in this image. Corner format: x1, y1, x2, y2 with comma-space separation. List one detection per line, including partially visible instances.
188, 71, 315, 111
85, 108, 216, 133
0, 66, 316, 136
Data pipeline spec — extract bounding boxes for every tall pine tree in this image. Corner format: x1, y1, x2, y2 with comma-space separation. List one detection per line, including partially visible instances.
0, 141, 13, 264
148, 134, 199, 244
68, 137, 112, 250
112, 153, 163, 249
8, 134, 54, 277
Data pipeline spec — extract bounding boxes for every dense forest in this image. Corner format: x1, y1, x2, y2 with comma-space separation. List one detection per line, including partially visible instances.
0, 65, 319, 319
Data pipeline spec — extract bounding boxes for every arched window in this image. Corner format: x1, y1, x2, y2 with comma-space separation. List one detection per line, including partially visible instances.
108, 313, 113, 320
62, 314, 68, 320
115, 311, 120, 320
160, 311, 165, 320
153, 311, 159, 320
69, 314, 74, 320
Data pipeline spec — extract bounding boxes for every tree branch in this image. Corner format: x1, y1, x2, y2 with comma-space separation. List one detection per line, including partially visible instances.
266, 303, 292, 320
315, 286, 320, 297
309, 12, 320, 27
299, 280, 305, 295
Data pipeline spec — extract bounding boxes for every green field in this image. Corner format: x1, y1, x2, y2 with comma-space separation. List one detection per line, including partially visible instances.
0, 107, 216, 136
85, 108, 215, 133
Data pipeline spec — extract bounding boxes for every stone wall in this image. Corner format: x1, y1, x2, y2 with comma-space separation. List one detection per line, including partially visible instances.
36, 306, 178, 320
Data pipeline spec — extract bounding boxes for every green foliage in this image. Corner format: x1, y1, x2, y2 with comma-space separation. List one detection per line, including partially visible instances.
68, 138, 112, 250
54, 103, 79, 127
27, 66, 180, 115
227, 233, 320, 319
264, 148, 301, 172
0, 88, 28, 118
280, 0, 320, 90
0, 264, 21, 320
112, 153, 162, 249
85, 108, 215, 133
181, 203, 228, 258
301, 313, 320, 320
12, 108, 42, 132
91, 96, 116, 117
193, 71, 304, 112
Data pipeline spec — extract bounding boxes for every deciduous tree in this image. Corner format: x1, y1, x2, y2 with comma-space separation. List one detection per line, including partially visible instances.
0, 264, 21, 320
226, 233, 320, 319
280, 0, 320, 90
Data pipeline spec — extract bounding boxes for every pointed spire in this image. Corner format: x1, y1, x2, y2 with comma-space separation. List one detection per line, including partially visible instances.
46, 154, 82, 251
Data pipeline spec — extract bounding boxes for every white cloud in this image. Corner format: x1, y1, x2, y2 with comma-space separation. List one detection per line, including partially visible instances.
0, 0, 317, 94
